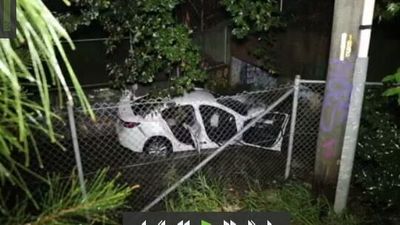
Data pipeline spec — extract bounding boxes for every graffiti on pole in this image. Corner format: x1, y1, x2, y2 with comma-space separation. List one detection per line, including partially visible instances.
319, 59, 353, 160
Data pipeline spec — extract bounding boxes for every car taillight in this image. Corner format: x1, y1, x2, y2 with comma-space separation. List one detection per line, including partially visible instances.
122, 120, 140, 128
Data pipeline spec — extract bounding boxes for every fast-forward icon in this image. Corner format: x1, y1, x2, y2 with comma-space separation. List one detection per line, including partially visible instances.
248, 220, 256, 225
177, 220, 190, 225
223, 220, 236, 225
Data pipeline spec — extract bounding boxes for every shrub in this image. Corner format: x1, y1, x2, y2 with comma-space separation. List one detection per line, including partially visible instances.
353, 88, 400, 209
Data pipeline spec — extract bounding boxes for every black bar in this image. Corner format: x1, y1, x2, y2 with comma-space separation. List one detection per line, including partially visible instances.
359, 24, 372, 30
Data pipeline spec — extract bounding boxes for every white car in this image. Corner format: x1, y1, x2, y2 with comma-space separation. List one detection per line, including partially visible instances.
116, 89, 289, 156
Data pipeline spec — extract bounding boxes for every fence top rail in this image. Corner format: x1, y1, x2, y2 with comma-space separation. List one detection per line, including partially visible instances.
75, 84, 294, 111
299, 79, 383, 86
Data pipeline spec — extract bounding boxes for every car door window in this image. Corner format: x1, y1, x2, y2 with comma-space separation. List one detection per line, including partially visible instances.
199, 105, 237, 143
162, 105, 195, 145
243, 113, 288, 147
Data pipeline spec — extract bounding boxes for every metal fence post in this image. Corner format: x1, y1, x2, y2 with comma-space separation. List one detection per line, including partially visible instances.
285, 75, 301, 179
67, 100, 87, 198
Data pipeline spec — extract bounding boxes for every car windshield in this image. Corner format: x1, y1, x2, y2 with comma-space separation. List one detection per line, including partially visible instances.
216, 98, 250, 116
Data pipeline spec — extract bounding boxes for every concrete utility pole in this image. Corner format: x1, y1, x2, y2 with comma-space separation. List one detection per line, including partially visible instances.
334, 0, 376, 213
314, 0, 365, 199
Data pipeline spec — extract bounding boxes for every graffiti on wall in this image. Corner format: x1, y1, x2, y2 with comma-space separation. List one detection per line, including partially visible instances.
230, 57, 277, 88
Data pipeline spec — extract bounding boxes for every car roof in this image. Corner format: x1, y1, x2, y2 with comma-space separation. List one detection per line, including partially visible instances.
172, 89, 216, 105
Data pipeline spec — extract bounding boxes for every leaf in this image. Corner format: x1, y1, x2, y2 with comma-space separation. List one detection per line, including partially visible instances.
383, 86, 400, 96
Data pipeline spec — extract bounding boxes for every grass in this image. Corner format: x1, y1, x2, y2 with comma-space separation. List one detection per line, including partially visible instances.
165, 175, 241, 212
165, 174, 361, 225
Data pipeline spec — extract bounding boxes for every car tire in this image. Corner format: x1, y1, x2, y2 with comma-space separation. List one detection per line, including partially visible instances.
144, 137, 172, 157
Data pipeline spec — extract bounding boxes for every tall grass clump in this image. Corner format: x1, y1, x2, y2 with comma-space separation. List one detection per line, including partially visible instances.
165, 174, 241, 212
166, 174, 362, 225
1, 170, 133, 225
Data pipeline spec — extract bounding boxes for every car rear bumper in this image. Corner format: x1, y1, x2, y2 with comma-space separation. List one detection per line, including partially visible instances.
116, 123, 147, 152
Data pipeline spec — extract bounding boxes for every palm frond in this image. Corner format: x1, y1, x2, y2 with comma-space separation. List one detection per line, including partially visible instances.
0, 0, 93, 194
1, 170, 133, 225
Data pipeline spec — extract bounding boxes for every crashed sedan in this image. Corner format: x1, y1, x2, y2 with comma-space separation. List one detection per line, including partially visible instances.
117, 89, 289, 156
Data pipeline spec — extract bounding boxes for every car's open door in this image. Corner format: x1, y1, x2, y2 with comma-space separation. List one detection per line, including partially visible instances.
240, 112, 289, 151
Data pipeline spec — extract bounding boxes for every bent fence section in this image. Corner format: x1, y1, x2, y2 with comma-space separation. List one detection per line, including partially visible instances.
28, 78, 382, 211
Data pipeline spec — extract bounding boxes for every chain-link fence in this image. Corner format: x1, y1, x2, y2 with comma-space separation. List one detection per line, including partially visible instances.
290, 80, 325, 180
28, 78, 383, 211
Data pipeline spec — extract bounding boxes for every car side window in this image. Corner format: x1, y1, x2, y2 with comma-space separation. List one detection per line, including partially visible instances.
161, 105, 196, 145
199, 105, 237, 143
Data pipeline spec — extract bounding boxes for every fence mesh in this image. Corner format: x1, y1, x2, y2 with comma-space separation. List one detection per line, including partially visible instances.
27, 80, 384, 211
76, 86, 295, 209
290, 82, 325, 180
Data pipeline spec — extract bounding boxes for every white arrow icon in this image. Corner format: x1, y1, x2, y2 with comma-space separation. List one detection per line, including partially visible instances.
223, 220, 236, 225
158, 220, 166, 225
267, 220, 272, 225
177, 220, 190, 225
142, 221, 147, 225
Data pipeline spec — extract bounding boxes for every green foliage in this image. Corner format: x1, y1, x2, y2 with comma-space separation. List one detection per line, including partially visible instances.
101, 0, 206, 95
0, 0, 93, 196
375, 0, 400, 20
215, 0, 284, 74
244, 184, 360, 225
166, 175, 361, 225
382, 67, 400, 104
377, 0, 400, 104
387, 2, 400, 15
1, 170, 133, 225
354, 88, 400, 209
221, 0, 283, 39
59, 0, 283, 94
57, 0, 111, 32
60, 0, 206, 95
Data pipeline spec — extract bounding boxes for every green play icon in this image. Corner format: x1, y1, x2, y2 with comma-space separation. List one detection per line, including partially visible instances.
201, 220, 211, 225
